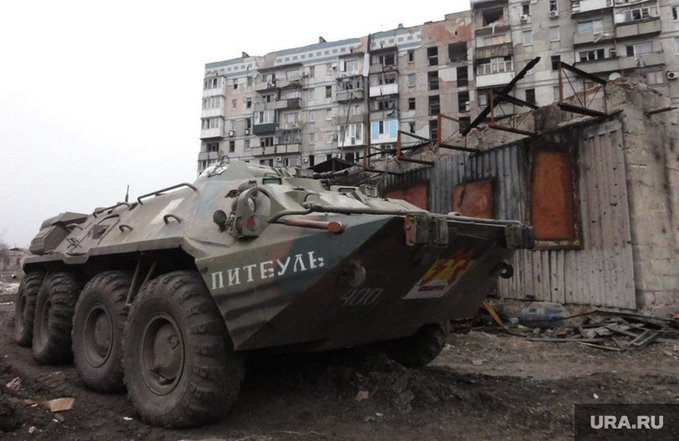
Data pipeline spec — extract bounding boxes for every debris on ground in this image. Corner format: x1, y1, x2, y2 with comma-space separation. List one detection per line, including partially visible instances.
24, 397, 75, 412
496, 309, 678, 351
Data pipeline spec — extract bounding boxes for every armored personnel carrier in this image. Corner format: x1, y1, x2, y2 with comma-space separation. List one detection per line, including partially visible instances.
15, 161, 533, 428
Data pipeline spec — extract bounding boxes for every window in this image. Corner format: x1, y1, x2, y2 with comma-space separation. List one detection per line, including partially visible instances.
408, 73, 416, 87
674, 6, 679, 20
308, 155, 315, 166
577, 19, 603, 34
448, 42, 467, 62
457, 66, 468, 87
676, 37, 679, 53
373, 53, 395, 66
261, 137, 274, 147
522, 31, 533, 46
326, 108, 332, 120
531, 148, 578, 245
247, 76, 253, 87
459, 116, 470, 133
549, 0, 558, 12
309, 110, 315, 123
246, 118, 251, 130
246, 98, 252, 109
427, 46, 438, 66
646, 71, 663, 85
408, 97, 416, 110
522, 2, 530, 15
551, 55, 561, 70
408, 121, 415, 133
325, 85, 332, 98
244, 139, 251, 149
525, 88, 536, 105
233, 80, 238, 90
428, 71, 439, 90
458, 91, 470, 113
229, 140, 235, 153
429, 95, 440, 116
478, 92, 488, 107
626, 42, 653, 56
309, 133, 315, 144
429, 120, 438, 142
408, 50, 415, 62
309, 66, 315, 78
476, 57, 513, 76
482, 8, 504, 26
578, 48, 606, 62
549, 26, 560, 42
343, 59, 358, 74
378, 121, 385, 134
553, 85, 560, 101
207, 142, 219, 153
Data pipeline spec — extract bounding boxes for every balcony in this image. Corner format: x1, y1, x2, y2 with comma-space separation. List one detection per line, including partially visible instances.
475, 42, 512, 60
575, 52, 665, 73
276, 78, 302, 89
370, 83, 399, 97
477, 71, 514, 88
369, 63, 398, 75
252, 146, 276, 156
201, 107, 223, 118
200, 128, 223, 139
254, 80, 277, 93
616, 18, 661, 39
274, 143, 301, 154
336, 88, 364, 102
571, 0, 613, 15
573, 27, 615, 46
253, 123, 276, 135
332, 113, 365, 126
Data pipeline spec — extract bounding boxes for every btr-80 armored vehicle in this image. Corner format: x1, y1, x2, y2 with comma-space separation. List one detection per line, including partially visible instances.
15, 161, 533, 428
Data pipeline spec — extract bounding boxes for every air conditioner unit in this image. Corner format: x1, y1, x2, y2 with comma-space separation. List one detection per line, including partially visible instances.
244, 128, 250, 135
276, 156, 283, 162
667, 71, 679, 80
228, 130, 235, 137
549, 10, 559, 17
520, 14, 529, 22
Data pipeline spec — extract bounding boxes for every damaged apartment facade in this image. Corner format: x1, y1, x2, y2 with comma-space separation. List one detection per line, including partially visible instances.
198, 0, 679, 173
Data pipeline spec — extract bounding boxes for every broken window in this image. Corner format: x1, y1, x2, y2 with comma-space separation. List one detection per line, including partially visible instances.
551, 55, 561, 70
448, 42, 467, 62
408, 121, 415, 133
427, 46, 438, 66
457, 66, 468, 87
453, 179, 495, 219
458, 91, 470, 113
428, 71, 439, 90
207, 142, 219, 153
408, 50, 415, 62
549, 0, 558, 12
482, 7, 504, 26
459, 116, 470, 133
521, 2, 530, 15
531, 148, 579, 245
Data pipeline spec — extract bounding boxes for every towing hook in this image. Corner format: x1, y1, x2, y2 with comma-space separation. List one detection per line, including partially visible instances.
493, 261, 514, 279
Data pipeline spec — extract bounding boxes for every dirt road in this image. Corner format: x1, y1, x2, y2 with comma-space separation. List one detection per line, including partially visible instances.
1, 295, 677, 440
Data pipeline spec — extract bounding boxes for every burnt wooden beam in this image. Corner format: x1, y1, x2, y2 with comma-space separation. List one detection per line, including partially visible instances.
558, 102, 607, 118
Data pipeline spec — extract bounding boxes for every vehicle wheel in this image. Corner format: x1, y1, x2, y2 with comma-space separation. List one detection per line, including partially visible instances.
124, 271, 245, 428
385, 323, 449, 368
32, 272, 82, 364
14, 271, 45, 346
72, 271, 131, 393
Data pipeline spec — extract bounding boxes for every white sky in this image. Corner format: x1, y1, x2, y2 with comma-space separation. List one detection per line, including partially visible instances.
0, 0, 469, 247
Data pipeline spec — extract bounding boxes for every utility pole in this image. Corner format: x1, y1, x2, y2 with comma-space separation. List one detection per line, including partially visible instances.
363, 33, 372, 170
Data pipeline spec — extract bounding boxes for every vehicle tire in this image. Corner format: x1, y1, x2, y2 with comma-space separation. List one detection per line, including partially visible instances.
32, 272, 82, 364
385, 323, 449, 368
14, 271, 45, 346
123, 271, 245, 428
72, 271, 131, 393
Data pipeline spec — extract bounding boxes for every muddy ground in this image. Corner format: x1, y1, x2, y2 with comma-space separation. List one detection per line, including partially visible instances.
0, 277, 677, 440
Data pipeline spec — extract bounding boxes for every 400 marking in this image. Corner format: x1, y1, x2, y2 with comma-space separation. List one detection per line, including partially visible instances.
339, 288, 384, 307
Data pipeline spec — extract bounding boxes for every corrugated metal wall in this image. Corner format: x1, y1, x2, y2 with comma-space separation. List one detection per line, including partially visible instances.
383, 119, 636, 308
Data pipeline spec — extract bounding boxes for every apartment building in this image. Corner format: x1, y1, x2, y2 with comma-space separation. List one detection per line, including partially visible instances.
198, 1, 679, 173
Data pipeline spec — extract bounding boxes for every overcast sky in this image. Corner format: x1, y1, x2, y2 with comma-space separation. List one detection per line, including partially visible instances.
0, 0, 469, 247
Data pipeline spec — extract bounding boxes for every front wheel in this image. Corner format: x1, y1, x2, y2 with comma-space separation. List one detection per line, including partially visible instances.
123, 271, 245, 428
14, 271, 45, 346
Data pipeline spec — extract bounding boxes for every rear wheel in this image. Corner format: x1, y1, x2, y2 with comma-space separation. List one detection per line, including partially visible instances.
72, 271, 131, 392
14, 271, 45, 346
385, 323, 449, 368
123, 271, 245, 428
32, 272, 82, 364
